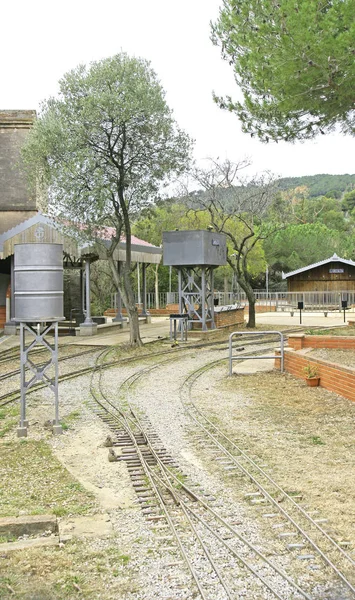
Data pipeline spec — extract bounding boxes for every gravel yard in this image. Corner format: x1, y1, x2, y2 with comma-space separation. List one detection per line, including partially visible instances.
309, 347, 355, 368
0, 341, 354, 599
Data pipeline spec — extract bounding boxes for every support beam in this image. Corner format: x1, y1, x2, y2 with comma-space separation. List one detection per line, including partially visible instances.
177, 266, 216, 331
17, 321, 62, 437
79, 258, 97, 335
141, 263, 148, 316
84, 259, 93, 325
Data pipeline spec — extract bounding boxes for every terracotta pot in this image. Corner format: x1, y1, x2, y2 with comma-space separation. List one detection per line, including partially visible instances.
305, 377, 320, 387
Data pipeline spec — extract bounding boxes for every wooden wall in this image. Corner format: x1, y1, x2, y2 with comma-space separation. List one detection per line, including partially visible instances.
287, 262, 355, 292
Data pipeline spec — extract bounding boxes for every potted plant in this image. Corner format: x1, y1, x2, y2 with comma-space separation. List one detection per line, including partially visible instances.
303, 364, 320, 387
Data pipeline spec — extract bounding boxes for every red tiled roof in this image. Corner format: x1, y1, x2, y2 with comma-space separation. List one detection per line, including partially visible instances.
96, 226, 157, 247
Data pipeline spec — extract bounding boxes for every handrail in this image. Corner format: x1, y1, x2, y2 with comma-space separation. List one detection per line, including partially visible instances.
229, 331, 284, 376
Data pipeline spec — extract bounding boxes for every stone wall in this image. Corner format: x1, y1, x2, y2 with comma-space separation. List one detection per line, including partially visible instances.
0, 110, 36, 212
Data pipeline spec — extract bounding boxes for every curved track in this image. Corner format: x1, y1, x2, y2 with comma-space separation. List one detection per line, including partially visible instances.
179, 358, 355, 598
1, 329, 353, 597
86, 344, 325, 600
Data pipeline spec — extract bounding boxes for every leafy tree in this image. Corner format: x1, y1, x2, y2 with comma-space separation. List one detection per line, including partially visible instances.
265, 222, 346, 272
187, 159, 284, 327
342, 189, 355, 213
22, 53, 192, 345
212, 0, 355, 141
290, 194, 347, 230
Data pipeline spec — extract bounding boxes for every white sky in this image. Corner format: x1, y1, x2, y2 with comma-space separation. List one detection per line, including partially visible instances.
1, 0, 354, 178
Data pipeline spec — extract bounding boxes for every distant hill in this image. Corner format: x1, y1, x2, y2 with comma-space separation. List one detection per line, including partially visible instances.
172, 173, 355, 212
277, 174, 355, 197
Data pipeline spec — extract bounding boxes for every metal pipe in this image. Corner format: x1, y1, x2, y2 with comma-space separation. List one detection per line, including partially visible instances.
84, 259, 93, 324
229, 331, 284, 375
142, 263, 147, 316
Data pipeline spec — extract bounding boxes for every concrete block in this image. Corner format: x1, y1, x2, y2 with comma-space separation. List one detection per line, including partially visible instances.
17, 427, 28, 438
0, 514, 58, 538
0, 536, 59, 552
78, 323, 98, 336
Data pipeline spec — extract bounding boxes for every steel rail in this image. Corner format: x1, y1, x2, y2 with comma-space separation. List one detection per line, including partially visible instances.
180, 358, 355, 595
0, 346, 104, 382
0, 326, 313, 404
129, 405, 313, 600
0, 344, 191, 406
89, 350, 212, 600
0, 324, 313, 370
101, 353, 313, 600
128, 407, 309, 600
185, 368, 355, 567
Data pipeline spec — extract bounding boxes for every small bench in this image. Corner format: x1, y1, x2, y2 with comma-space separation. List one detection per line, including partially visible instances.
348, 319, 355, 327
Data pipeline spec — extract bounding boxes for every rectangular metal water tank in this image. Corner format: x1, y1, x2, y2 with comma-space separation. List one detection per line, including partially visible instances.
14, 243, 64, 322
163, 230, 227, 267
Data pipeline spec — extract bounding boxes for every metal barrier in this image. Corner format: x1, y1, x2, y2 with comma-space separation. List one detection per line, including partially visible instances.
229, 330, 284, 376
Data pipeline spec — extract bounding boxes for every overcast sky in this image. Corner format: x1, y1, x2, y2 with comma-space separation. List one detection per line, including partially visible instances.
1, 0, 354, 178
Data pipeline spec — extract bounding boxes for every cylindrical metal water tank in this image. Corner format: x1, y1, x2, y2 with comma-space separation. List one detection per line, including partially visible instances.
14, 243, 64, 322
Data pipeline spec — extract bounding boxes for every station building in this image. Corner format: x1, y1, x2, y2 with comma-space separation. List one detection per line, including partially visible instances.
282, 255, 355, 293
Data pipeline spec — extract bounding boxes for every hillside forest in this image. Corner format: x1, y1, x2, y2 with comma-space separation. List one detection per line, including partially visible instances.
91, 172, 355, 315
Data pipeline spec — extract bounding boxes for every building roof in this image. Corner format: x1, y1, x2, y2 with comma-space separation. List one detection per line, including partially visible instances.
282, 254, 355, 279
0, 212, 162, 264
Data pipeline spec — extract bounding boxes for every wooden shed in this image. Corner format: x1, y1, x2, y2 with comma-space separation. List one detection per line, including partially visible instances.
282, 254, 355, 292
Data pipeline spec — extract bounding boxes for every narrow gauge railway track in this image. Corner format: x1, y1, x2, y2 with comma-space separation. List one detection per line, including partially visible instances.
0, 343, 71, 366
0, 333, 289, 408
0, 345, 105, 382
0, 344, 194, 407
180, 358, 355, 598
88, 347, 315, 600
0, 323, 326, 370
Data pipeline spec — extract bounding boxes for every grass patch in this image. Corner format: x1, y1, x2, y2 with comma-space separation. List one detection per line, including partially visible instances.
305, 326, 355, 336
0, 440, 96, 517
311, 435, 325, 445
60, 410, 81, 431
0, 539, 137, 599
0, 404, 20, 438
0, 420, 18, 438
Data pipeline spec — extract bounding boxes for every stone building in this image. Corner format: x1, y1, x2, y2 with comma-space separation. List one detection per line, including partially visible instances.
0, 110, 37, 329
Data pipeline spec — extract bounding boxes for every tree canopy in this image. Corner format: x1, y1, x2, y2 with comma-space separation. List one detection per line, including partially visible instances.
186, 160, 284, 326
211, 0, 355, 141
264, 222, 348, 273
22, 53, 192, 345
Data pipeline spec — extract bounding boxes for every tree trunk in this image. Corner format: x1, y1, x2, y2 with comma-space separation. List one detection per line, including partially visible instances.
107, 254, 143, 346
125, 303, 142, 345
237, 276, 256, 328
246, 295, 256, 328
